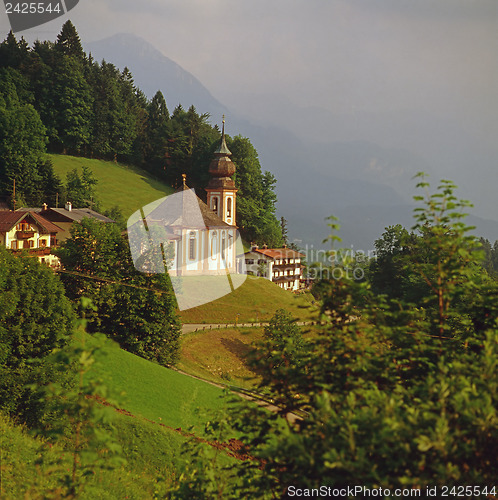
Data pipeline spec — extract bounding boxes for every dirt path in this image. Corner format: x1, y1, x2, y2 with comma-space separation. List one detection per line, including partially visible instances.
170, 366, 303, 424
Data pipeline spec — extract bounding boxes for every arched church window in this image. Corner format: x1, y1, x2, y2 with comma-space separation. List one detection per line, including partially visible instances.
212, 197, 218, 213
227, 198, 232, 218
221, 232, 226, 260
211, 231, 218, 259
189, 231, 196, 260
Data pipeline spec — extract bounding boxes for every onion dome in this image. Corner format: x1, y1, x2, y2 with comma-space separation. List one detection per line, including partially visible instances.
207, 116, 236, 189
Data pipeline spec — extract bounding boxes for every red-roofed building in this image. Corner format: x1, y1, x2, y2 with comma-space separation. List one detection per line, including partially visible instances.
243, 244, 304, 291
0, 211, 62, 268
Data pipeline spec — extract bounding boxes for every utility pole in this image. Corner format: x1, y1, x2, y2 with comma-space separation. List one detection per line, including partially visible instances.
56, 192, 59, 208
12, 178, 16, 211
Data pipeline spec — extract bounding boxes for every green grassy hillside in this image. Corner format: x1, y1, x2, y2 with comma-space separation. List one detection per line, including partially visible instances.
50, 154, 174, 218
1, 333, 238, 498
179, 327, 263, 388
88, 333, 226, 432
0, 411, 187, 499
179, 275, 318, 324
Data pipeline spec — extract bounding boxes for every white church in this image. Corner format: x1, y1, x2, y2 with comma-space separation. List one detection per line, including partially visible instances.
128, 119, 242, 279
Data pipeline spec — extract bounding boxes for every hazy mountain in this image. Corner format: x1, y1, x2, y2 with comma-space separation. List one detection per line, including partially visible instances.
85, 33, 498, 252
85, 33, 228, 117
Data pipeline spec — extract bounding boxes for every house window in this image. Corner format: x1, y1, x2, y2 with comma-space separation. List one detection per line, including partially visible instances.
40, 239, 47, 247
11, 241, 18, 250
258, 259, 266, 264
246, 259, 254, 265
16, 222, 29, 231
189, 232, 196, 260
227, 198, 232, 218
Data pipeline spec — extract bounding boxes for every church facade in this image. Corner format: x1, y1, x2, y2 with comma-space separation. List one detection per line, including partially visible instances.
128, 119, 243, 279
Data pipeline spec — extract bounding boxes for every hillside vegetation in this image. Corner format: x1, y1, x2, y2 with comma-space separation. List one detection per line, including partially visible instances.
178, 276, 317, 324
88, 332, 226, 432
1, 332, 239, 498
179, 327, 264, 388
50, 154, 174, 218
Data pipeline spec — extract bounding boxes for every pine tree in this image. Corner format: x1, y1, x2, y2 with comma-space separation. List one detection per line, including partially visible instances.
55, 20, 85, 61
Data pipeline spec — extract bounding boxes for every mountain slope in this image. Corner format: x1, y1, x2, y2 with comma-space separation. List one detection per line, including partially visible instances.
85, 33, 227, 117
50, 154, 174, 218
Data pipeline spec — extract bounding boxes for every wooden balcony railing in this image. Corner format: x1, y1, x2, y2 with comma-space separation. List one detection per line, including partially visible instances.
16, 231, 35, 239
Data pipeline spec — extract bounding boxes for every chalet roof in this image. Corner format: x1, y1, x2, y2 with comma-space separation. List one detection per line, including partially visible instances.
43, 207, 115, 223
145, 184, 232, 230
0, 211, 62, 233
251, 248, 304, 260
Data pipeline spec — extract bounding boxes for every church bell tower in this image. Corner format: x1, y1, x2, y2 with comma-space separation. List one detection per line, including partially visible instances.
206, 117, 237, 226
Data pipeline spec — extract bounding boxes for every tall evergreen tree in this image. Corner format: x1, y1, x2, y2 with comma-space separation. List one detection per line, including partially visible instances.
55, 20, 85, 61
0, 31, 29, 69
50, 55, 93, 153
0, 75, 48, 206
143, 90, 170, 174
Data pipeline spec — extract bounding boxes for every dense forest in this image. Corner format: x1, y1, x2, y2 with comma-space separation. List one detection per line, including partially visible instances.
0, 21, 283, 246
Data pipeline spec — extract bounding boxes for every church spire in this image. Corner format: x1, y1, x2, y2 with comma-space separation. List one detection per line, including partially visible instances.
214, 115, 232, 156
206, 117, 237, 226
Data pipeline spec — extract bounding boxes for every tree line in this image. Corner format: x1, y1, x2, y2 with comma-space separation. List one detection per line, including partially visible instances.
0, 22, 283, 246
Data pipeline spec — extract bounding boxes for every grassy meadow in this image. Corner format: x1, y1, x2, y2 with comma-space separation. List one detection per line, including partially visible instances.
0, 411, 188, 499
1, 332, 241, 499
87, 332, 227, 433
50, 154, 174, 218
179, 275, 318, 324
179, 327, 264, 388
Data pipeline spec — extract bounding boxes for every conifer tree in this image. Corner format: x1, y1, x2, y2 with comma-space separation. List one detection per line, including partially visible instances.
55, 20, 85, 61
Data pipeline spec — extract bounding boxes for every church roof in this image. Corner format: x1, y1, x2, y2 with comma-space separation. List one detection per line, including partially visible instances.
214, 132, 231, 155
144, 183, 232, 230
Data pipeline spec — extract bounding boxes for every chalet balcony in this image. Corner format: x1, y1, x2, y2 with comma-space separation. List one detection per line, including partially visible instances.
273, 262, 301, 268
11, 247, 53, 256
16, 230, 35, 239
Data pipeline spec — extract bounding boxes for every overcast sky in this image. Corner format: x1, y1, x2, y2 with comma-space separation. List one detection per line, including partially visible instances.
2, 0, 497, 219
7, 0, 496, 115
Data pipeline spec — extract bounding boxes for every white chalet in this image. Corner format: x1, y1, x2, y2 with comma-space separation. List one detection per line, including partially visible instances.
244, 245, 304, 291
